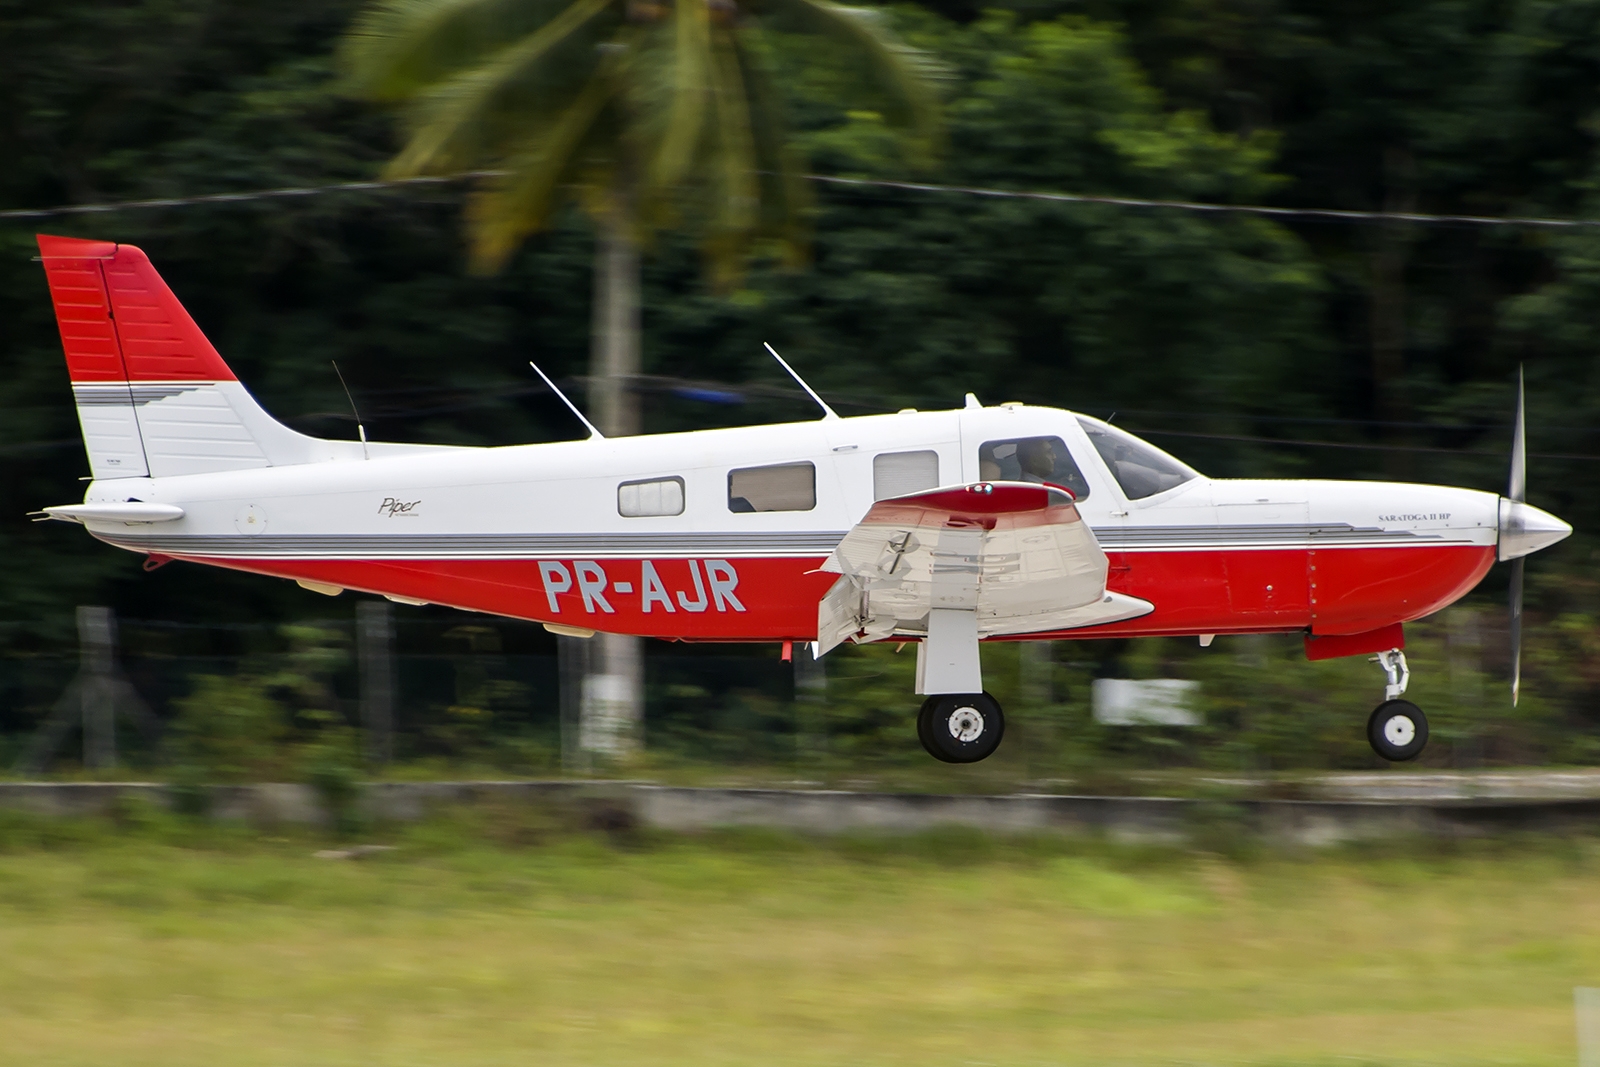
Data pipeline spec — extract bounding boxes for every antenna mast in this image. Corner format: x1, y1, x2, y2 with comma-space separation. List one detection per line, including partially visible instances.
764, 342, 839, 421
529, 361, 605, 439
331, 361, 370, 460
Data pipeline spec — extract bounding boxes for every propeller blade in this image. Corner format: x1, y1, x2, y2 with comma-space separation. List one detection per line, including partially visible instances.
1509, 365, 1526, 503
1508, 366, 1527, 706
1510, 555, 1524, 707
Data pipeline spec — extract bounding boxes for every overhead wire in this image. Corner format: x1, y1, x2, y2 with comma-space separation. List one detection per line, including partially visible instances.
4, 170, 1600, 229
0, 172, 502, 221
1125, 426, 1599, 461
804, 175, 1600, 229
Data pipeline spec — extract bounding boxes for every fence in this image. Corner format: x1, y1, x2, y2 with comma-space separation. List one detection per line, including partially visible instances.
0, 598, 1596, 776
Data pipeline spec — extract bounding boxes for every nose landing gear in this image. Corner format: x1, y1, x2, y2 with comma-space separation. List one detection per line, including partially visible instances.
1367, 648, 1428, 761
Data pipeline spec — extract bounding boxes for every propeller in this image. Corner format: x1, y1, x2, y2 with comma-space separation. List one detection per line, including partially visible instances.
1509, 367, 1525, 707
1492, 368, 1569, 706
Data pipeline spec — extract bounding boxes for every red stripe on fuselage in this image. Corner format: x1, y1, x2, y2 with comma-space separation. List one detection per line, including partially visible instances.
167, 543, 1496, 643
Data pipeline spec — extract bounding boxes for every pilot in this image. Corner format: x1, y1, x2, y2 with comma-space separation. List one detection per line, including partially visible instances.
1016, 437, 1057, 483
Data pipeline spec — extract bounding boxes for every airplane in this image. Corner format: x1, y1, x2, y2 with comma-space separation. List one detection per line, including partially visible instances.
30, 233, 1573, 764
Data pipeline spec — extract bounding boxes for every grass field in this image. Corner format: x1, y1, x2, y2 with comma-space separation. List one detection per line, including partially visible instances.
0, 805, 1596, 1067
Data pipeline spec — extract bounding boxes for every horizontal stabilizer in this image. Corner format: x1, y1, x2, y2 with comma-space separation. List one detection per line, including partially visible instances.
39, 502, 185, 525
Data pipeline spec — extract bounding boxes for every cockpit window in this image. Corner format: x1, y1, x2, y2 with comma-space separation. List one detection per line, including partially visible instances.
1076, 418, 1198, 500
977, 436, 1090, 500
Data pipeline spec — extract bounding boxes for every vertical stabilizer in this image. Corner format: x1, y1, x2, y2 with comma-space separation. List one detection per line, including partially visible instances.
39, 233, 269, 479
38, 235, 463, 476
39, 235, 316, 478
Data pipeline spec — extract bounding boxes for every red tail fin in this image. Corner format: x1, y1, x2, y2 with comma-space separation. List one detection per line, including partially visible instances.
36, 234, 236, 383
37, 234, 456, 479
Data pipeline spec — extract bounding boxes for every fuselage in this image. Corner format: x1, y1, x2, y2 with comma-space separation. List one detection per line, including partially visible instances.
75, 402, 1504, 643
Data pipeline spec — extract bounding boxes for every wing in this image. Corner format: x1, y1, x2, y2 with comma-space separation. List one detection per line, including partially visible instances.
816, 482, 1154, 654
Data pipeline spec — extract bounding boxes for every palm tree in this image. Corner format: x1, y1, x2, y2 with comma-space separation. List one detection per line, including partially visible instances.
342, 0, 936, 432
342, 0, 938, 758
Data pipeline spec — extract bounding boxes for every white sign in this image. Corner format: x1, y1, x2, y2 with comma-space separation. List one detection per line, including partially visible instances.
1092, 678, 1202, 726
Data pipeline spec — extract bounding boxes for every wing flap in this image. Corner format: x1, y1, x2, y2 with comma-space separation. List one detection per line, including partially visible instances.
817, 481, 1153, 653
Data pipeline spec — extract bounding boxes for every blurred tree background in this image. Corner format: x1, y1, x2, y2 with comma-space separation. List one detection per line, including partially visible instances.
0, 0, 1595, 776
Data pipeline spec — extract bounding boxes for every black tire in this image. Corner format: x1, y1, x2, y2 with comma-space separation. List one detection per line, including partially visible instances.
1367, 699, 1428, 761
915, 698, 944, 761
917, 693, 1005, 764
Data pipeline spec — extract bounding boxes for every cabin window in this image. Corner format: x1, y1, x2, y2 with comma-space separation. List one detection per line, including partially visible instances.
976, 436, 1091, 500
728, 462, 815, 513
1076, 418, 1197, 500
618, 476, 685, 517
873, 450, 940, 501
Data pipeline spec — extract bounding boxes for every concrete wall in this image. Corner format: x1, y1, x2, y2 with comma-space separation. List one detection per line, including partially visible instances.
3, 780, 1599, 845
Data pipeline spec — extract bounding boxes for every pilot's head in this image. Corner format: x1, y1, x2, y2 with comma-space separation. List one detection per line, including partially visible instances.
1017, 438, 1056, 478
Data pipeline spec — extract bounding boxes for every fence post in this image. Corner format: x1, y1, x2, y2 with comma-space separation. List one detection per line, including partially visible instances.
1017, 640, 1054, 777
16, 605, 156, 774
78, 606, 117, 770
558, 634, 590, 773
357, 600, 395, 766
794, 643, 827, 770
580, 633, 641, 760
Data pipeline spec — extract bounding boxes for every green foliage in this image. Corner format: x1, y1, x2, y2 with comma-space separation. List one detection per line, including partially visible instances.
169, 674, 289, 784
339, 0, 939, 275
705, 9, 1328, 441
167, 625, 365, 824
300, 726, 366, 832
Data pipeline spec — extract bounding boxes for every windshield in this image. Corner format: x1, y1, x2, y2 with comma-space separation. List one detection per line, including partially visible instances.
1076, 418, 1199, 500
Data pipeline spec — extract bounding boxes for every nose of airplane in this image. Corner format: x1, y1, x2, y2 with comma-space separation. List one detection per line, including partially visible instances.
1498, 498, 1573, 561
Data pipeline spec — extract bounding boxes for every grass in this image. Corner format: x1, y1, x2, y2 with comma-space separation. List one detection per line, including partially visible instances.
0, 804, 1595, 1067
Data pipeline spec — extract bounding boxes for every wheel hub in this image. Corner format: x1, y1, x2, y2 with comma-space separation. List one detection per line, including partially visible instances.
947, 706, 985, 742
1382, 714, 1416, 747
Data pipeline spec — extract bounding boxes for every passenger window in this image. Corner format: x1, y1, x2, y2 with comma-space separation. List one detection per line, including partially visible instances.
618, 477, 685, 517
728, 462, 815, 513
977, 436, 1091, 500
873, 450, 940, 501
1076, 418, 1197, 500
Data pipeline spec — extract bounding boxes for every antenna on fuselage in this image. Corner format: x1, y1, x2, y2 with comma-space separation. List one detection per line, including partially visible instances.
763, 342, 839, 421
331, 361, 370, 460
528, 361, 605, 440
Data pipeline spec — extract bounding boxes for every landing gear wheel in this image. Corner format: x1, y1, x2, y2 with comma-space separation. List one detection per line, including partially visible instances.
917, 693, 1005, 764
1367, 699, 1428, 762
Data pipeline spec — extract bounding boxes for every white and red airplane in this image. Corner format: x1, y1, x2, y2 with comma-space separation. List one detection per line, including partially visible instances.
32, 234, 1573, 764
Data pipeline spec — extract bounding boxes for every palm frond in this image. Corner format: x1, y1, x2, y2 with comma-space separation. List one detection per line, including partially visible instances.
342, 0, 577, 101
731, 28, 811, 264
754, 0, 941, 153
707, 30, 761, 238
384, 0, 616, 177
646, 0, 714, 191
466, 72, 618, 271
344, 0, 941, 282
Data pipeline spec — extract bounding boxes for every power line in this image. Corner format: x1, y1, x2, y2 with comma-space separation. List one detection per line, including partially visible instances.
5, 170, 1600, 229
1129, 426, 1599, 461
0, 171, 502, 221
808, 175, 1600, 229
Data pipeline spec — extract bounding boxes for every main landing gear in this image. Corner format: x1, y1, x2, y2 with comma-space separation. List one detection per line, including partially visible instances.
1367, 648, 1428, 762
917, 693, 1006, 763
